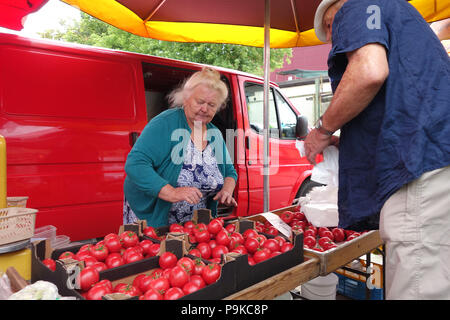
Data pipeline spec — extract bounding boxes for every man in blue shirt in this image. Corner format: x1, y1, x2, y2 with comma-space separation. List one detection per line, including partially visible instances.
305, 0, 450, 299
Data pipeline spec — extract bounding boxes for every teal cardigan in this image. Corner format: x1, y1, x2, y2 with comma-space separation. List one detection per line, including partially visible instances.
124, 108, 238, 227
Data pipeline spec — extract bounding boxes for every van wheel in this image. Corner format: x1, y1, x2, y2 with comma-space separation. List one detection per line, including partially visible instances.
294, 179, 325, 201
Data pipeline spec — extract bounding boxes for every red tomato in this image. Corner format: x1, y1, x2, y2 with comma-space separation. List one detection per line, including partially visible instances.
322, 242, 338, 251
215, 229, 231, 247
169, 266, 190, 288
270, 251, 282, 258
318, 236, 333, 248
196, 242, 211, 260
262, 238, 280, 253
225, 223, 236, 233
96, 279, 113, 292
293, 211, 306, 221
320, 230, 334, 241
247, 256, 256, 266
125, 251, 144, 264
303, 235, 317, 248
132, 273, 147, 289
105, 253, 123, 269
42, 258, 56, 271
274, 236, 287, 247
147, 243, 160, 257
89, 243, 109, 262
104, 233, 119, 241
304, 229, 316, 238
177, 257, 195, 275
113, 282, 128, 292
211, 245, 229, 259
149, 277, 170, 293
138, 275, 154, 293
244, 237, 260, 254
193, 258, 206, 275
78, 267, 99, 292
159, 252, 178, 269
115, 284, 141, 297
207, 218, 224, 235
91, 262, 108, 273
119, 231, 139, 248
138, 239, 154, 256
280, 211, 294, 224
188, 248, 202, 258
183, 281, 201, 295
265, 226, 279, 236
202, 263, 221, 284
332, 228, 346, 242
78, 244, 93, 253
194, 229, 210, 243
184, 220, 196, 231
280, 242, 294, 253
80, 256, 98, 268
169, 223, 184, 233
253, 248, 271, 263
142, 288, 164, 300
230, 232, 244, 245
75, 250, 91, 261
143, 226, 159, 239
104, 236, 122, 253
190, 275, 206, 289
208, 240, 217, 250
231, 245, 248, 255
164, 287, 185, 300
242, 229, 258, 240
58, 251, 76, 260
86, 284, 111, 300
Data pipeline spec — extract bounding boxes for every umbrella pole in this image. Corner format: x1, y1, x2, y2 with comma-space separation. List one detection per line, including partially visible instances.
263, 0, 270, 213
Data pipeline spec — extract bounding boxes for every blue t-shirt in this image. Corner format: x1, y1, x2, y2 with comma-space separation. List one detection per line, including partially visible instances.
328, 0, 450, 229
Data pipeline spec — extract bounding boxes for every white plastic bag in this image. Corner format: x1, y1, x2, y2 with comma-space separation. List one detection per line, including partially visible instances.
310, 146, 339, 187
300, 146, 340, 227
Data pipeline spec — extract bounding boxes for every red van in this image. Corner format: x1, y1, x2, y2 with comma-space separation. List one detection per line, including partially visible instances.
0, 32, 318, 241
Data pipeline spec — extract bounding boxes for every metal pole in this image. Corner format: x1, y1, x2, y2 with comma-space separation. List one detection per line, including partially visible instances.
263, 0, 270, 212
0, 135, 6, 208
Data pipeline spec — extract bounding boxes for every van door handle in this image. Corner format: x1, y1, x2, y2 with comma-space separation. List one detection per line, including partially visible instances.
245, 136, 250, 150
129, 132, 140, 147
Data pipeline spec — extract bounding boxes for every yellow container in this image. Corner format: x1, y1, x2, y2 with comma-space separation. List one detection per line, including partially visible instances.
0, 248, 32, 281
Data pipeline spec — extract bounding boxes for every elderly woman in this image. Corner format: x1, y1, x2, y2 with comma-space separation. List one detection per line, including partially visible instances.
123, 67, 238, 227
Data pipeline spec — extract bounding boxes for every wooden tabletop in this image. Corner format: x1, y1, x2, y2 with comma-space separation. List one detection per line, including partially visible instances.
224, 255, 320, 300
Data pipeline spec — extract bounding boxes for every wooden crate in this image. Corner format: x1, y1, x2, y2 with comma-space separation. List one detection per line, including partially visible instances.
304, 230, 383, 276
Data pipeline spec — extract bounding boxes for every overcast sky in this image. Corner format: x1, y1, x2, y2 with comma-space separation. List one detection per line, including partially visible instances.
0, 0, 81, 37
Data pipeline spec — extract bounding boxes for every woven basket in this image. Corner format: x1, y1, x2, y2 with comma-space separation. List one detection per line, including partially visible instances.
0, 207, 38, 246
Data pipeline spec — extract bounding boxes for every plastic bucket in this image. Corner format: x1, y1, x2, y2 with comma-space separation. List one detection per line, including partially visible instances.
301, 273, 338, 300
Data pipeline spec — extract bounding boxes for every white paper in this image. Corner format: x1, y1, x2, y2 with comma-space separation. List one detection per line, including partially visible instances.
260, 212, 292, 238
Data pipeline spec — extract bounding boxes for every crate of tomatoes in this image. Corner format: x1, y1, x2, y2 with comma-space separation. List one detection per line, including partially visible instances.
268, 204, 383, 276
31, 221, 237, 300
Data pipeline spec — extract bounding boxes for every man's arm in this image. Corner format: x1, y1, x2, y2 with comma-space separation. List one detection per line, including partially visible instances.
305, 43, 389, 164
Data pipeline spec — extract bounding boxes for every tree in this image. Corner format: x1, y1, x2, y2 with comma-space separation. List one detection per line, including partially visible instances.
40, 13, 291, 76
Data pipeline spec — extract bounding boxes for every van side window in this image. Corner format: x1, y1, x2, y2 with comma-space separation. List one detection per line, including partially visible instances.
244, 82, 278, 135
274, 90, 298, 139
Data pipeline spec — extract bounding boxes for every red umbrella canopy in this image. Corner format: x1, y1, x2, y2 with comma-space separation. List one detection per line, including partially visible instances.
0, 0, 49, 30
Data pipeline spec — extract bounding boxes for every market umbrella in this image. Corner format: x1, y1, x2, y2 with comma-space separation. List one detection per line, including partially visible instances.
2, 0, 446, 212
0, 0, 49, 31
59, 0, 449, 212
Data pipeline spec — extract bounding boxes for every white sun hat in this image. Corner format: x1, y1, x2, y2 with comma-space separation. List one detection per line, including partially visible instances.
314, 0, 341, 42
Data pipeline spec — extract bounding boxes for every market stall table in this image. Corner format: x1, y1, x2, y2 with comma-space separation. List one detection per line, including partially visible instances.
225, 230, 384, 300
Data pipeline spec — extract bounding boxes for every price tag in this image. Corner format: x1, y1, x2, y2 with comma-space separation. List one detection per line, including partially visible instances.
260, 212, 292, 238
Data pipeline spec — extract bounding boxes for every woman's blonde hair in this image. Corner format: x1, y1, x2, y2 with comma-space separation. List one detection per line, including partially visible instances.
167, 67, 229, 110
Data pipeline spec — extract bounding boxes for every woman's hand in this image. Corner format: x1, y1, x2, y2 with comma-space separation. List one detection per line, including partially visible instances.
158, 185, 203, 204
213, 189, 237, 207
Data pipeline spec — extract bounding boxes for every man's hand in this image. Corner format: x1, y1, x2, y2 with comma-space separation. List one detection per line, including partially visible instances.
304, 129, 333, 165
